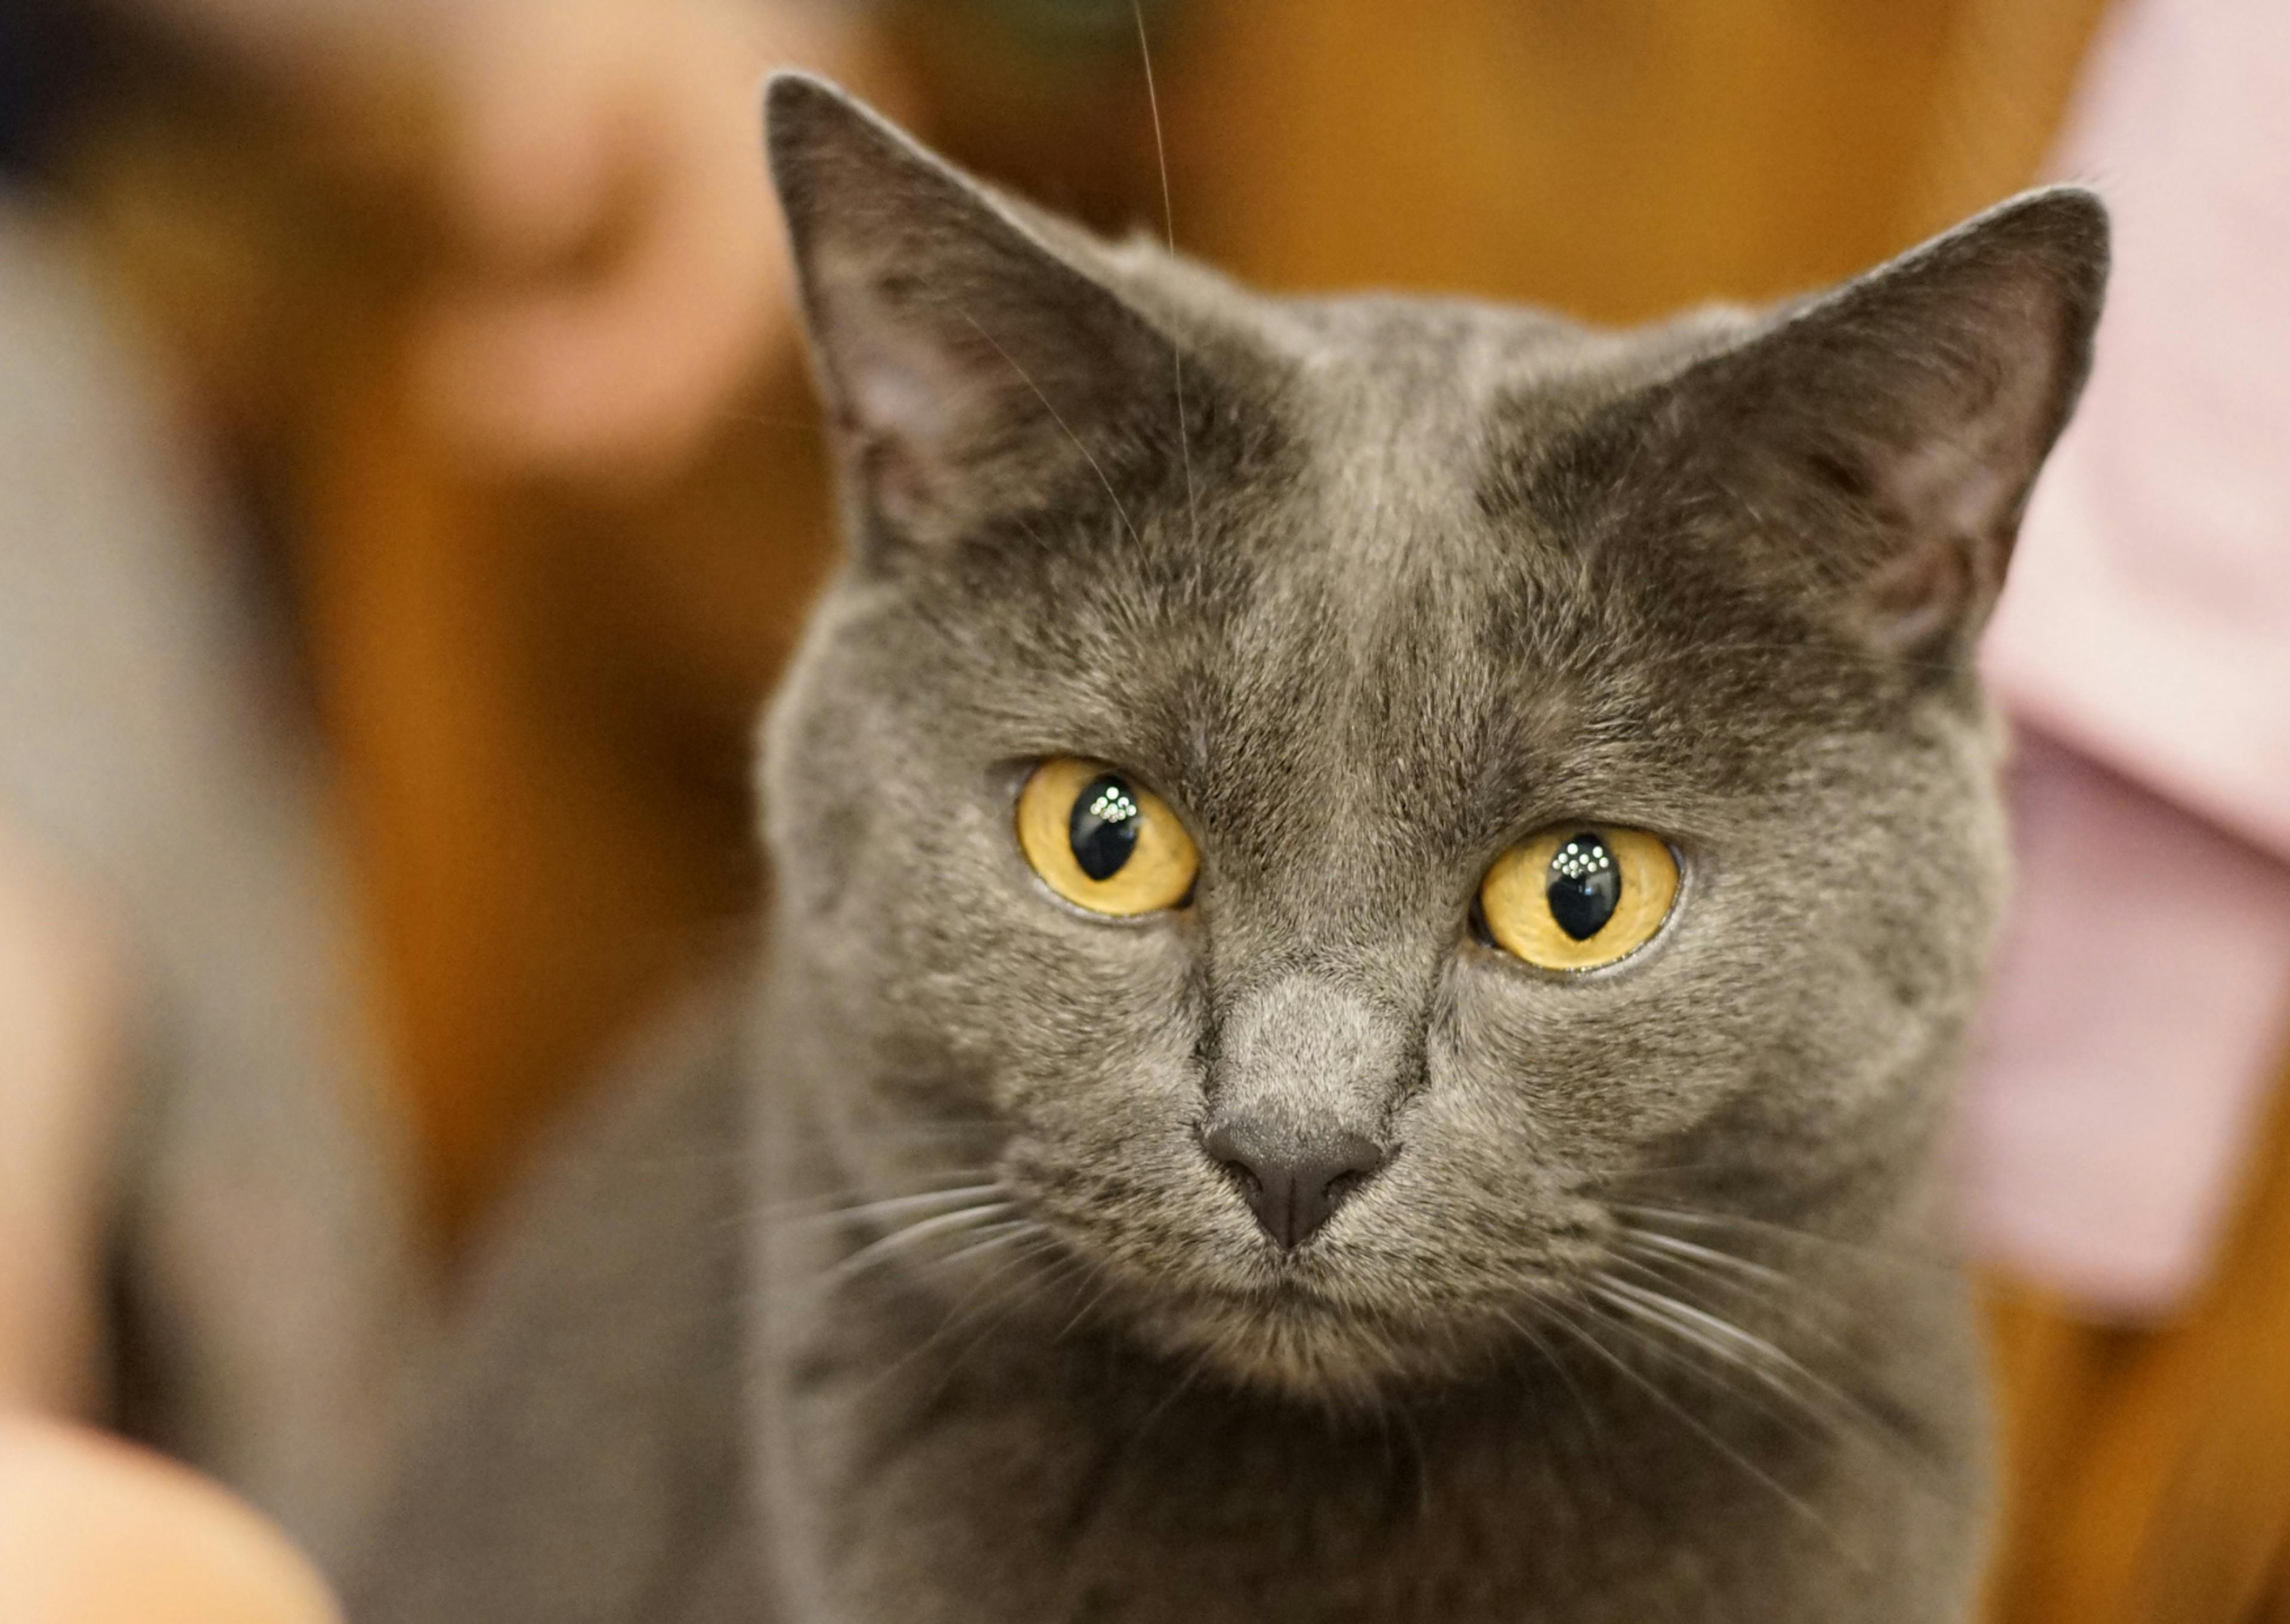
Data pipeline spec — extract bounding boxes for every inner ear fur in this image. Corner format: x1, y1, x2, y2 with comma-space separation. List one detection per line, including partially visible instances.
766, 73, 1177, 551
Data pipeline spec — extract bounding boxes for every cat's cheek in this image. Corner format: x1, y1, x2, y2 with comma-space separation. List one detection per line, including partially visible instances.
973, 920, 1208, 1160
1434, 948, 1731, 1156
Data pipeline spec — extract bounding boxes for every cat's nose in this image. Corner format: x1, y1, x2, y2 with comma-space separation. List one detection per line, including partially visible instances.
1200, 1118, 1387, 1251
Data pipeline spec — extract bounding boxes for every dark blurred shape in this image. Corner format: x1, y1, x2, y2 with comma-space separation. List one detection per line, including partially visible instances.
966, 0, 1181, 53
0, 0, 113, 185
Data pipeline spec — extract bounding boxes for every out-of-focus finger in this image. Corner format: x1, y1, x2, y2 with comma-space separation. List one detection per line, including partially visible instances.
0, 1416, 342, 1624
0, 825, 122, 1414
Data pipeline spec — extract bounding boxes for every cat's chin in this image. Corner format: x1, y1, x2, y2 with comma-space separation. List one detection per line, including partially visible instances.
1120, 1288, 1500, 1408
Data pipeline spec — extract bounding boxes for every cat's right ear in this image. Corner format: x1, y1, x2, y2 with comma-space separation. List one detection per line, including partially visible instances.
766, 74, 1171, 551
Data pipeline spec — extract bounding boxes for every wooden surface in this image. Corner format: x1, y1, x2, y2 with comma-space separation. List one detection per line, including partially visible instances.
292, 363, 833, 1239
67, 8, 2290, 1624
1983, 1044, 2290, 1624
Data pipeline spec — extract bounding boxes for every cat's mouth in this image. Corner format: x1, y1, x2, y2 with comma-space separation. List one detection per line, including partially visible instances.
1058, 1198, 1613, 1401
1010, 1161, 1595, 1397
1055, 1237, 1500, 1400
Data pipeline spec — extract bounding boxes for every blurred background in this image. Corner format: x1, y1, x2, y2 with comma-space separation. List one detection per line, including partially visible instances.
1, 1, 2286, 1620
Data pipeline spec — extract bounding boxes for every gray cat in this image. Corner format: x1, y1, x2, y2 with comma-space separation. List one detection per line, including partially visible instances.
352, 74, 2106, 1624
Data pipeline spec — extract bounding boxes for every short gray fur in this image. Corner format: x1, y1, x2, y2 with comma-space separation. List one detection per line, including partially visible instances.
348, 988, 760, 1623
357, 76, 2107, 1623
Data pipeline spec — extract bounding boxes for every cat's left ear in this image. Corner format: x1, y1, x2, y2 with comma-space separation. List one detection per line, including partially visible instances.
1660, 188, 2108, 658
765, 73, 1175, 551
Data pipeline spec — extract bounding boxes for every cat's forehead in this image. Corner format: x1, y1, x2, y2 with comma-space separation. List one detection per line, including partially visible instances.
877, 264, 1881, 836
1094, 228, 1740, 412
950, 309, 1737, 823
1042, 292, 1845, 830
1174, 286, 1746, 570
1280, 300, 1587, 494
1192, 299, 1643, 588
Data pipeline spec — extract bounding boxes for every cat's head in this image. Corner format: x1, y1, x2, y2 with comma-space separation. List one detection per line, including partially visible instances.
756, 76, 2105, 1400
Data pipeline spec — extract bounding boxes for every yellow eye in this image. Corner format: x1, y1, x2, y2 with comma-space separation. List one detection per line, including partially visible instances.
1016, 758, 1199, 917
1478, 826, 1679, 972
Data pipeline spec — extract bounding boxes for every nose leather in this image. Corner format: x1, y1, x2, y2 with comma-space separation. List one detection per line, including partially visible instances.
1201, 1117, 1387, 1250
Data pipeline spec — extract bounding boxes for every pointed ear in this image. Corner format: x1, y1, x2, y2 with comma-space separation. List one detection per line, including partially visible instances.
765, 73, 1171, 550
1659, 188, 2108, 659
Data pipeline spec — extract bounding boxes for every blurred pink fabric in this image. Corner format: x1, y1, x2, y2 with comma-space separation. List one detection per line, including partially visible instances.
1959, 0, 2290, 1316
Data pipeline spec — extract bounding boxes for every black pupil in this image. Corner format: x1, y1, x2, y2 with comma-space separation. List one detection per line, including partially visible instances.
1546, 832, 1621, 941
1069, 774, 1143, 882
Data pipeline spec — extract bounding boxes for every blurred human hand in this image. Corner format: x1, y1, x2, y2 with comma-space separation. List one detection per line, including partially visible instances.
0, 1415, 341, 1624
147, 0, 893, 481
0, 822, 119, 1416
0, 839, 264, 1621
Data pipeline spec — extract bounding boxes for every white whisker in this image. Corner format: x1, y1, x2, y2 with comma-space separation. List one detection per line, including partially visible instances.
1498, 1306, 1606, 1452
1624, 1227, 1796, 1292
819, 1200, 1018, 1290
1611, 1202, 1955, 1279
932, 1219, 1040, 1269
954, 310, 1146, 550
1540, 1303, 1845, 1546
1587, 1274, 1940, 1482
790, 1182, 1010, 1232
1133, 0, 1199, 552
